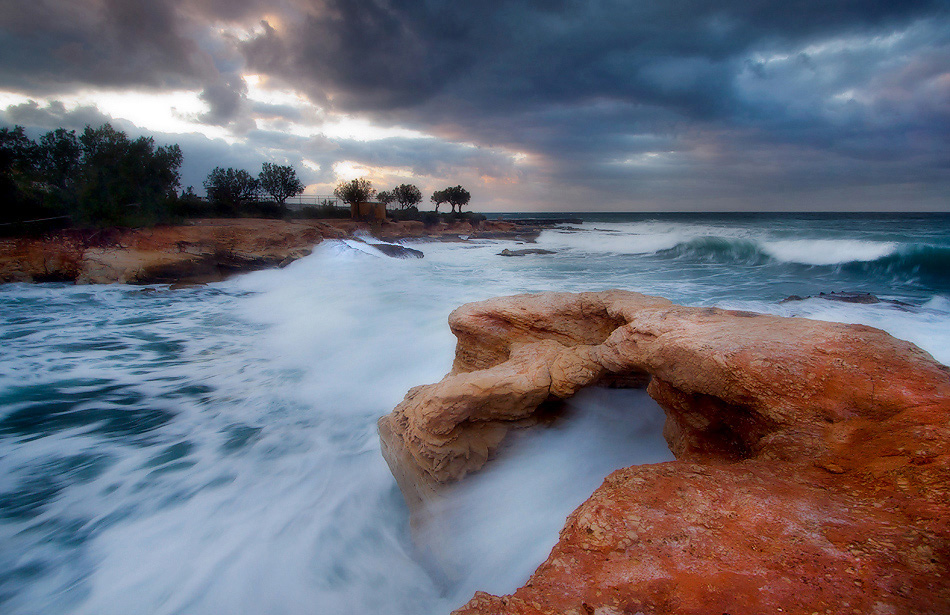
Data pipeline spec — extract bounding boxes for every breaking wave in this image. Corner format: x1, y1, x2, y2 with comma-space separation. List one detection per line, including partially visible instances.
658, 237, 950, 286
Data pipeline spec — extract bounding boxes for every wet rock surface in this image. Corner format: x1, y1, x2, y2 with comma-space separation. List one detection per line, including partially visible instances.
781, 290, 913, 307
376, 290, 950, 615
498, 248, 556, 256
366, 242, 425, 259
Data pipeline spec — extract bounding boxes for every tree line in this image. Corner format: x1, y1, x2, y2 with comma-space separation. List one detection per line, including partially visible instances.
202, 162, 305, 208
335, 179, 471, 218
0, 124, 184, 228
1, 122, 475, 231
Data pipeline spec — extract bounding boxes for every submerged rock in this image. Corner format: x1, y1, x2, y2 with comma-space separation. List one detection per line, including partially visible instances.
497, 248, 556, 256
377, 290, 950, 615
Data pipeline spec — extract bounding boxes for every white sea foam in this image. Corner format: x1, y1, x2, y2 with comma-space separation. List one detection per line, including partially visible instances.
760, 239, 898, 265
535, 226, 688, 254
1, 215, 948, 615
0, 243, 674, 615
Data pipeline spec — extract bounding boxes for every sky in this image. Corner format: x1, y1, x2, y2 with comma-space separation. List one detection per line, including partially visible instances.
1, 0, 948, 212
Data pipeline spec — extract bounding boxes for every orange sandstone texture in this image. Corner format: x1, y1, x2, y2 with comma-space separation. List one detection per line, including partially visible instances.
0, 218, 525, 284
376, 291, 950, 615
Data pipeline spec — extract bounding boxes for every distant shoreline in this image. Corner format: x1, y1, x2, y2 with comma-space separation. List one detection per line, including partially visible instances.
0, 217, 540, 285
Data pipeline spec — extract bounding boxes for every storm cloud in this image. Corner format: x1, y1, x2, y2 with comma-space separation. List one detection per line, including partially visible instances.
1, 0, 948, 209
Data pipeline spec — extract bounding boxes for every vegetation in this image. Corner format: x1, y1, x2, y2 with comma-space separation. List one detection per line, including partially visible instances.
334, 178, 376, 219
430, 189, 448, 213
428, 186, 471, 213
259, 162, 304, 204
376, 190, 394, 208
443, 185, 471, 213
1, 122, 478, 232
392, 183, 422, 210
203, 167, 259, 211
1, 123, 183, 230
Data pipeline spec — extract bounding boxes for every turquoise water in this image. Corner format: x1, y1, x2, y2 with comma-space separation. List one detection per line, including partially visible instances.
1, 214, 948, 614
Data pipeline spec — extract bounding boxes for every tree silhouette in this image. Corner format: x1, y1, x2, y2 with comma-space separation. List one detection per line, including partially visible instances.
258, 162, 304, 204
204, 167, 259, 211
334, 178, 375, 219
430, 189, 447, 213
393, 183, 422, 209
443, 185, 471, 213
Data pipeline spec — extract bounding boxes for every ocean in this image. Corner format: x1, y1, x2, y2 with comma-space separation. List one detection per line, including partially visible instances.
1, 212, 948, 614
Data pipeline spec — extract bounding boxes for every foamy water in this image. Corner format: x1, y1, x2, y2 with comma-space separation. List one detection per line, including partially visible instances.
1, 213, 948, 614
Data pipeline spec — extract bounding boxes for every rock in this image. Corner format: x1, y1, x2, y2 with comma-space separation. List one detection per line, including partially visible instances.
376, 290, 950, 615
781, 290, 913, 307
1, 218, 542, 284
497, 248, 556, 256
369, 242, 424, 259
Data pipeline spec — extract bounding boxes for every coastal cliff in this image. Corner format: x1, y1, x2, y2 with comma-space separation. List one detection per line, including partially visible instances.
377, 290, 950, 614
0, 218, 530, 284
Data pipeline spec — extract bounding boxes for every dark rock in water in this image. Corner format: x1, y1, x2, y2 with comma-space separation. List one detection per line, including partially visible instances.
781, 291, 912, 308
371, 242, 424, 259
498, 248, 556, 257
819, 291, 881, 304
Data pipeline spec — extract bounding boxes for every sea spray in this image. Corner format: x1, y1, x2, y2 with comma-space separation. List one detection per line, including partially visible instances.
1, 213, 948, 614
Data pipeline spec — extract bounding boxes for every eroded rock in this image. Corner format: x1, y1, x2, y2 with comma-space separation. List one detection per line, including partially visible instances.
376, 290, 950, 614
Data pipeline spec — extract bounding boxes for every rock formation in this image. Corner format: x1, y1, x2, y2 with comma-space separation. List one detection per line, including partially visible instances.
498, 248, 556, 256
0, 218, 527, 284
377, 290, 950, 614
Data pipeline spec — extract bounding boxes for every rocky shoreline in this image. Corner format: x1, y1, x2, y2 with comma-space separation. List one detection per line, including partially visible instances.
0, 218, 536, 285
378, 290, 950, 615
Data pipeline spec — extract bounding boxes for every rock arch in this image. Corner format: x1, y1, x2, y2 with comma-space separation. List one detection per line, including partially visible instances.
378, 290, 950, 614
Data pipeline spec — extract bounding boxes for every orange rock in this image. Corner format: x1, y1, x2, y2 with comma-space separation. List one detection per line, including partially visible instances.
0, 218, 530, 284
376, 290, 950, 614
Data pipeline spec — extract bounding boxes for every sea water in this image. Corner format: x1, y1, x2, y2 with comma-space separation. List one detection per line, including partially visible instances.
1, 213, 948, 614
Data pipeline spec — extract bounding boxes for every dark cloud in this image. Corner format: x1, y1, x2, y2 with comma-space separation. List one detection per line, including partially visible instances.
235, 0, 950, 209
0, 0, 215, 92
198, 74, 253, 129
1, 0, 948, 209
0, 100, 113, 131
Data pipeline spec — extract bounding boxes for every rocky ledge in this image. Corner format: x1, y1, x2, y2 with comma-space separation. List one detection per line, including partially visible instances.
377, 290, 950, 615
0, 218, 528, 284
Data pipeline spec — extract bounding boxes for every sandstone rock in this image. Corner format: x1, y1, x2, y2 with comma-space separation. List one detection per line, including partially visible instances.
1, 218, 537, 284
376, 290, 950, 614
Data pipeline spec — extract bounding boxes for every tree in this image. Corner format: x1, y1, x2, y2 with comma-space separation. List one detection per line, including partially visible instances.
430, 189, 447, 213
37, 128, 81, 190
1, 122, 184, 227
392, 183, 422, 210
203, 167, 259, 211
443, 185, 471, 213
334, 177, 375, 219
376, 190, 394, 208
0, 126, 38, 179
0, 125, 40, 224
258, 162, 304, 204
78, 124, 183, 225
